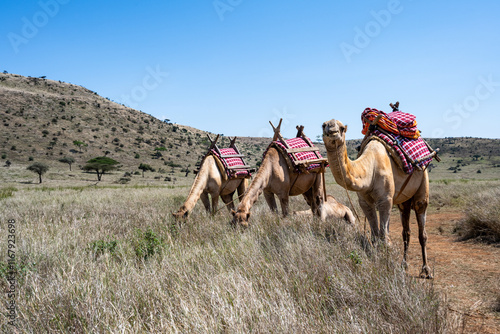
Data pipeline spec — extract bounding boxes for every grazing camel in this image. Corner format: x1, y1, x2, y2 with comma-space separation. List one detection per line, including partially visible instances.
232, 120, 328, 227
173, 136, 250, 219
322, 118, 433, 278
293, 194, 356, 224
231, 146, 323, 227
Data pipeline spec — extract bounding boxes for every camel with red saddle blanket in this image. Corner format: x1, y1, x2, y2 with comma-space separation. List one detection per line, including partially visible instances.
322, 102, 439, 279
173, 135, 252, 219
232, 119, 353, 227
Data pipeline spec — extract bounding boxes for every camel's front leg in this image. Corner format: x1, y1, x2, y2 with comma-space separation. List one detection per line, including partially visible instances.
200, 192, 211, 212
279, 193, 290, 217
358, 195, 379, 240
398, 200, 412, 270
415, 199, 432, 279
264, 190, 278, 213
377, 196, 393, 246
210, 192, 220, 214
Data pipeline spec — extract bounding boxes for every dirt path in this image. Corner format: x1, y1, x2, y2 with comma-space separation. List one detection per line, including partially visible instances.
389, 210, 500, 333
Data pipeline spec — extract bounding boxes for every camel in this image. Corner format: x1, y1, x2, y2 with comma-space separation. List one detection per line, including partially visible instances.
231, 146, 323, 226
173, 136, 250, 219
232, 121, 327, 227
322, 118, 433, 278
293, 194, 356, 224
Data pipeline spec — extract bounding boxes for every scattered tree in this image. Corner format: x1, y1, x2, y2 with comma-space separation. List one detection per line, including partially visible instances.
27, 162, 49, 183
58, 157, 75, 171
138, 163, 155, 177
5, 160, 12, 168
73, 140, 87, 153
83, 157, 119, 181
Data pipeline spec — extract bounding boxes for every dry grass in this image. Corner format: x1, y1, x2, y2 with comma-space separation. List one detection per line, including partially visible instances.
454, 187, 500, 243
0, 186, 461, 333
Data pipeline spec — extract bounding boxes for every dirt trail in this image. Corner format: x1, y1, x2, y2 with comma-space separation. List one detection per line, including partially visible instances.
389, 210, 500, 333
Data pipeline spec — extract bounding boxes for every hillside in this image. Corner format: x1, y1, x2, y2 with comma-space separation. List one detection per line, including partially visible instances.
1, 72, 499, 184
0, 72, 272, 179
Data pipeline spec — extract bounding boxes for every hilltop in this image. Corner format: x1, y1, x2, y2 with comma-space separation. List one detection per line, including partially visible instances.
1, 72, 499, 184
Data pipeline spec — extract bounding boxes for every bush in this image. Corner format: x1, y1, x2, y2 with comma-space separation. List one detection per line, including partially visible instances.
87, 239, 118, 258
455, 188, 500, 243
133, 229, 166, 260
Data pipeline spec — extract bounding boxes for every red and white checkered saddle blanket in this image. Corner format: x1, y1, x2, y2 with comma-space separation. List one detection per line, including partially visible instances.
266, 137, 327, 172
210, 148, 251, 178
367, 130, 433, 174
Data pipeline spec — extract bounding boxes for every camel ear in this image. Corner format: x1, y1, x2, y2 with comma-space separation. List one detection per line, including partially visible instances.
340, 124, 348, 135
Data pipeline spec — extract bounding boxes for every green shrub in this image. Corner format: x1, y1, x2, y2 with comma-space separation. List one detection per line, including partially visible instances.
87, 239, 118, 258
133, 229, 166, 260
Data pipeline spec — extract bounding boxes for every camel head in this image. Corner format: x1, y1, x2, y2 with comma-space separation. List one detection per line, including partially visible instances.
322, 119, 348, 148
231, 209, 250, 228
172, 209, 189, 221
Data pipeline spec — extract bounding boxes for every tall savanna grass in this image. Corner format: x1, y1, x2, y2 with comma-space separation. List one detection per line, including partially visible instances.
0, 186, 459, 333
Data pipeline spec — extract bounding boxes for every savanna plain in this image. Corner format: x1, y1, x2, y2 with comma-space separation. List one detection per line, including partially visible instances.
0, 161, 499, 333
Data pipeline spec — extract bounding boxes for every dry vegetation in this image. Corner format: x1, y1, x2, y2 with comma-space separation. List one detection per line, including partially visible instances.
0, 186, 462, 333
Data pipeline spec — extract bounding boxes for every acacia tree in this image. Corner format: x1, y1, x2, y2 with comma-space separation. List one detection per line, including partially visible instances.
73, 140, 87, 153
138, 163, 155, 177
58, 157, 75, 171
83, 157, 119, 181
27, 162, 49, 184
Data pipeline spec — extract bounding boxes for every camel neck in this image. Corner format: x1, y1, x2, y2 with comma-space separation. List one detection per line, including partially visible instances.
327, 141, 363, 191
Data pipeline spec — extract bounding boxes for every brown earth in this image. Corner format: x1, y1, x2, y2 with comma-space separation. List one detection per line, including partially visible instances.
389, 209, 500, 333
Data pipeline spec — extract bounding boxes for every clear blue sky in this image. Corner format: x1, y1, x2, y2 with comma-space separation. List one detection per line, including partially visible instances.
2, 0, 499, 140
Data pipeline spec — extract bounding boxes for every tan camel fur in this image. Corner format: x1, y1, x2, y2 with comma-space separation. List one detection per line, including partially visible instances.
322, 119, 432, 279
173, 154, 247, 219
293, 195, 356, 224
231, 147, 323, 227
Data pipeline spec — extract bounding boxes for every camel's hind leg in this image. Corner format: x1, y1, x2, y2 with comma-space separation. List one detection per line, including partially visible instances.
236, 179, 247, 203
412, 171, 432, 279
414, 198, 432, 279
398, 199, 412, 270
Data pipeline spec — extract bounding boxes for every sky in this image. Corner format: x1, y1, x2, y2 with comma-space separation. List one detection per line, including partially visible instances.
1, 0, 500, 140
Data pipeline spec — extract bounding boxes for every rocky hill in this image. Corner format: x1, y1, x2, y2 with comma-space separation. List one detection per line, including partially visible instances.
0, 72, 272, 177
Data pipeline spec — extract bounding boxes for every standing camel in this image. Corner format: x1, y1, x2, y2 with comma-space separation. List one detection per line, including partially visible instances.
173, 136, 250, 219
322, 118, 433, 278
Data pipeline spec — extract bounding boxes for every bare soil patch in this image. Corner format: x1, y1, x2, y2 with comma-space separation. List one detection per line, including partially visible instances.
389, 210, 500, 333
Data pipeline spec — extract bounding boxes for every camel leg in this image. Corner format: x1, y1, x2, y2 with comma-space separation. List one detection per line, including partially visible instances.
398, 200, 412, 270
221, 192, 235, 212
415, 199, 432, 279
279, 193, 290, 217
310, 174, 323, 217
236, 179, 247, 203
344, 207, 356, 224
377, 197, 393, 246
210, 192, 220, 215
264, 190, 278, 213
200, 192, 211, 212
358, 196, 379, 240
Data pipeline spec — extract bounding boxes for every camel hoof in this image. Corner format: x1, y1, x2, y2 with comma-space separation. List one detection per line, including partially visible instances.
419, 266, 433, 279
